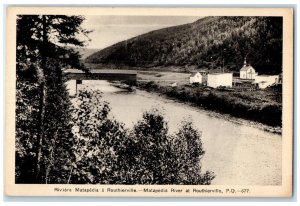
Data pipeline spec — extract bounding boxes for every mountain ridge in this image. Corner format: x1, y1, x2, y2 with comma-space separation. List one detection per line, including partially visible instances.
85, 16, 282, 74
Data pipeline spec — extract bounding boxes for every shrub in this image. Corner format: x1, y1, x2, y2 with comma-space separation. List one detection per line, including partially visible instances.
192, 82, 200, 87
144, 81, 159, 91
171, 121, 215, 184
127, 109, 171, 184
67, 88, 128, 184
67, 90, 215, 185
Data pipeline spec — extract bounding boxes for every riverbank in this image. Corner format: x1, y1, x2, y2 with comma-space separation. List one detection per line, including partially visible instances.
80, 80, 282, 185
109, 81, 136, 91
137, 81, 282, 133
82, 66, 282, 131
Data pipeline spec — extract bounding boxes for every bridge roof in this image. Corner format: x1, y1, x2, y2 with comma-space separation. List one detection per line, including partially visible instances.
64, 69, 137, 75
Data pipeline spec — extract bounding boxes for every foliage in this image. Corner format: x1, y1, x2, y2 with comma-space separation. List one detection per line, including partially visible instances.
17, 15, 91, 82
39, 59, 74, 183
173, 121, 215, 184
144, 81, 160, 90
66, 90, 215, 185
122, 110, 215, 184
67, 88, 128, 184
16, 83, 215, 184
16, 15, 91, 183
16, 59, 75, 183
15, 81, 40, 182
125, 109, 172, 184
86, 17, 282, 74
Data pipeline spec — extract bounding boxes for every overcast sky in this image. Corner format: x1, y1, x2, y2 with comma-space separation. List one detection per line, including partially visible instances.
81, 16, 201, 49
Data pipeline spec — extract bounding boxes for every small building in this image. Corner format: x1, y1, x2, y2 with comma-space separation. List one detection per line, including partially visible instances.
189, 72, 202, 84
207, 73, 233, 88
66, 80, 76, 96
240, 58, 258, 80
254, 75, 279, 89
170, 82, 177, 87
189, 70, 207, 85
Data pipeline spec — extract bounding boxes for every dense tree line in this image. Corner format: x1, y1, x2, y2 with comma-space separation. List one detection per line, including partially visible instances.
86, 16, 282, 74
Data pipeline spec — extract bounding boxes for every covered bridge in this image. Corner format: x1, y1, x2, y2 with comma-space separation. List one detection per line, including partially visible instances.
64, 69, 137, 96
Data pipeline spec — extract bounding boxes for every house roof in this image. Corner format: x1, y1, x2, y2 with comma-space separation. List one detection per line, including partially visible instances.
208, 72, 232, 75
240, 65, 255, 71
190, 72, 200, 77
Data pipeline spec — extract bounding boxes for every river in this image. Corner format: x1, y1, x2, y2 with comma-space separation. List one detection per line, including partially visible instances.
77, 80, 282, 185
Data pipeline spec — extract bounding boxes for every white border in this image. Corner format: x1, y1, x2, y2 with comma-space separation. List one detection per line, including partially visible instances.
1, 0, 299, 205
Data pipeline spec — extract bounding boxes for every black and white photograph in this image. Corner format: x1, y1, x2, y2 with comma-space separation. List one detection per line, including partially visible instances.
5, 7, 293, 197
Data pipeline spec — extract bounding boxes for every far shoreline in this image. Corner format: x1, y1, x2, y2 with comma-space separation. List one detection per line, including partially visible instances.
81, 65, 282, 134
136, 86, 282, 135
102, 79, 282, 135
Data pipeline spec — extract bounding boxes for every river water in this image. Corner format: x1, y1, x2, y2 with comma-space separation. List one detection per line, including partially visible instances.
77, 80, 282, 185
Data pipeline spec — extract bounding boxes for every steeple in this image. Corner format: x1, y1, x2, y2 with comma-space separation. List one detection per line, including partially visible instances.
243, 57, 247, 67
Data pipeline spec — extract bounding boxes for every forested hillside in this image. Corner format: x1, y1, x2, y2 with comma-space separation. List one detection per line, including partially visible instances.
85, 16, 282, 74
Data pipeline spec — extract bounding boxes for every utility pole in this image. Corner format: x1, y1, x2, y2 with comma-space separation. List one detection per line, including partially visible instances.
222, 58, 224, 73
210, 56, 214, 70
222, 48, 226, 73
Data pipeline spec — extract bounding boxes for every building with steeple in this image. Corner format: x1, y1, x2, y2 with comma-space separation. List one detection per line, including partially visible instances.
240, 58, 258, 80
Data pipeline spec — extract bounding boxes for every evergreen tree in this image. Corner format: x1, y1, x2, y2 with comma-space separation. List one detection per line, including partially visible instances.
16, 15, 90, 183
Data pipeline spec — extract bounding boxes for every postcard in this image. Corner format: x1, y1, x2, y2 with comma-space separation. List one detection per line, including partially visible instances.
5, 7, 293, 197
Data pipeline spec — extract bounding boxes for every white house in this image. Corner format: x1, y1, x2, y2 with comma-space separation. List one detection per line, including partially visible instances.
240, 59, 258, 79
170, 82, 177, 87
190, 72, 202, 84
66, 80, 77, 96
190, 72, 200, 84
65, 79, 83, 96
189, 71, 207, 85
207, 73, 233, 88
254, 75, 279, 89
